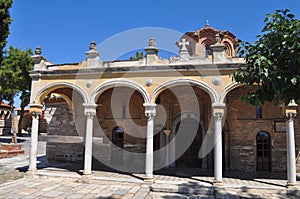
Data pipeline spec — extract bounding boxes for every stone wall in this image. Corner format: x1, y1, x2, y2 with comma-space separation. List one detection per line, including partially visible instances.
226, 86, 300, 172
45, 99, 86, 163
46, 142, 84, 163
44, 85, 300, 173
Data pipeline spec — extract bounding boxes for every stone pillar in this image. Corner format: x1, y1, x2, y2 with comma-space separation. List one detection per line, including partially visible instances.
285, 100, 298, 188
145, 37, 159, 65
86, 41, 102, 68
163, 130, 171, 167
32, 46, 48, 70
83, 104, 97, 176
210, 33, 226, 63
144, 103, 156, 181
212, 103, 225, 186
28, 104, 43, 172
169, 132, 176, 167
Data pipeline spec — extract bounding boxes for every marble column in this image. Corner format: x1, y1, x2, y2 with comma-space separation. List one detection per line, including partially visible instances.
28, 104, 43, 172
286, 112, 297, 187
144, 103, 156, 181
163, 130, 171, 167
212, 103, 225, 186
83, 104, 97, 176
169, 132, 176, 167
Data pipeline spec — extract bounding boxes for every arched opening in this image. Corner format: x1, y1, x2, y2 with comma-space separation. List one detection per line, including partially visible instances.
200, 39, 214, 58
93, 86, 147, 172
256, 131, 271, 171
112, 126, 124, 147
153, 85, 212, 171
175, 118, 202, 167
111, 126, 124, 165
37, 86, 85, 165
205, 45, 211, 57
223, 41, 232, 57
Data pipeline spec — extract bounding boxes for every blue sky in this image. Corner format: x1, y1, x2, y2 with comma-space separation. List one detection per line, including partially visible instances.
5, 0, 300, 107
7, 0, 300, 64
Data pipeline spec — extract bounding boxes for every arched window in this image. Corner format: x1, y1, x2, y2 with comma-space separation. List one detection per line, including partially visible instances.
112, 126, 124, 148
223, 42, 232, 57
256, 131, 271, 171
256, 106, 262, 118
205, 45, 211, 57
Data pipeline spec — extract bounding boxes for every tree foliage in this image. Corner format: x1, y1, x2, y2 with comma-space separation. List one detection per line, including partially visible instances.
0, 0, 13, 62
0, 46, 33, 101
130, 51, 144, 61
233, 9, 300, 106
0, 46, 34, 135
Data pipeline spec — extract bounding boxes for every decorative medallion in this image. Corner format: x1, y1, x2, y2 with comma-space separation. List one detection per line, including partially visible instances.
86, 80, 93, 88
212, 76, 222, 86
145, 78, 153, 87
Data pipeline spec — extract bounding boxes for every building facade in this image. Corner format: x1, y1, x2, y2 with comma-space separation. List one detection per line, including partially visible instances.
28, 24, 300, 184
0, 102, 12, 135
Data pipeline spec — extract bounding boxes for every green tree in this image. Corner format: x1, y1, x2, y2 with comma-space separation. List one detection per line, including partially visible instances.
130, 51, 144, 61
0, 0, 13, 62
0, 46, 33, 140
233, 9, 300, 106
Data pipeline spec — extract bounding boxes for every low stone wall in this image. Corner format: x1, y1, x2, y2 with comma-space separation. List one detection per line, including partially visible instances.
47, 142, 84, 163
46, 136, 103, 163
46, 135, 146, 173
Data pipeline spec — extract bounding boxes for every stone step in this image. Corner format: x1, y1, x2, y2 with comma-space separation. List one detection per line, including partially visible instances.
150, 183, 214, 195
0, 149, 25, 158
150, 182, 299, 196
0, 143, 23, 151
35, 169, 143, 185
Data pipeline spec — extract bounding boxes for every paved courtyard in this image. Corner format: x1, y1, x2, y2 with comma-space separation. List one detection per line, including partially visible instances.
0, 171, 299, 199
0, 136, 300, 198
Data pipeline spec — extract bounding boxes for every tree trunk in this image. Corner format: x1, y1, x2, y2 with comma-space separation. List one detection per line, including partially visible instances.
18, 91, 25, 135
10, 74, 17, 144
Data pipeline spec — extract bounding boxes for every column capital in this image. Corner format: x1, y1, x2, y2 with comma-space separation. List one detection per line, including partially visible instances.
212, 103, 225, 118
285, 99, 298, 119
83, 103, 97, 116
143, 103, 156, 118
286, 113, 296, 121
29, 103, 43, 118
163, 129, 171, 136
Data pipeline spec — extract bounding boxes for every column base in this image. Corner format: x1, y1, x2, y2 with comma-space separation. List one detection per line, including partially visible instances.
213, 180, 224, 186
287, 182, 298, 189
144, 177, 154, 183
27, 168, 37, 174
82, 171, 93, 178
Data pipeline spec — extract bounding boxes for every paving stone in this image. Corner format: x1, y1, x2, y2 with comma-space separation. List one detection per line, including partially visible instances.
132, 197, 147, 199
96, 186, 120, 197
128, 186, 140, 194
122, 193, 135, 199
134, 187, 150, 198
114, 188, 130, 195
22, 188, 39, 195
81, 193, 98, 198
110, 194, 124, 199
41, 190, 64, 198
90, 185, 108, 194
215, 190, 240, 199
66, 193, 86, 199
0, 188, 13, 194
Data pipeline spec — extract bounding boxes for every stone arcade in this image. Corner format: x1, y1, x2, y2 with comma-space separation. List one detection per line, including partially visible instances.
28, 24, 300, 186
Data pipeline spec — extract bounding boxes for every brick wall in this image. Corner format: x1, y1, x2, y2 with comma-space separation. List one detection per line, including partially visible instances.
226, 86, 300, 172
45, 86, 300, 172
